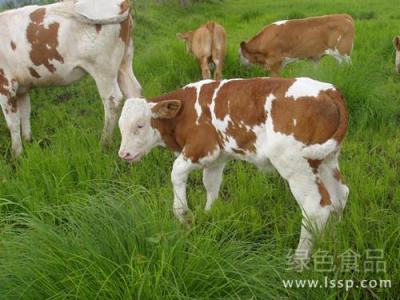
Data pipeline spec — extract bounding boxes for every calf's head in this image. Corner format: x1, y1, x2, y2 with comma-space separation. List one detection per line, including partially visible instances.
118, 98, 182, 162
177, 32, 194, 54
394, 36, 400, 73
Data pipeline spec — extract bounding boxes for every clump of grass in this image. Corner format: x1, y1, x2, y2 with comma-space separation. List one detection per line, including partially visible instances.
0, 190, 290, 299
240, 10, 263, 22
286, 11, 306, 20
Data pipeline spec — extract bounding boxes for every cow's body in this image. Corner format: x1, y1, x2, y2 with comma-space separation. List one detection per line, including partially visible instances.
240, 14, 355, 76
394, 36, 400, 73
118, 77, 349, 261
0, 1, 142, 156
177, 21, 226, 80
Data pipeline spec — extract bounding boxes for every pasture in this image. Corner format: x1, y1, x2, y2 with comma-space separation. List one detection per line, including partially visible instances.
0, 0, 399, 299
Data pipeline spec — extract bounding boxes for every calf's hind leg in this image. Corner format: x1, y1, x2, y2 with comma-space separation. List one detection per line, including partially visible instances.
270, 156, 333, 262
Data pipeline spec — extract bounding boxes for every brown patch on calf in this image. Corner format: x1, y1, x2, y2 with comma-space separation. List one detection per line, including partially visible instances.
29, 67, 41, 78
308, 159, 322, 174
10, 41, 17, 50
95, 24, 102, 33
26, 8, 64, 73
333, 168, 342, 182
119, 16, 132, 46
318, 179, 332, 207
271, 94, 341, 145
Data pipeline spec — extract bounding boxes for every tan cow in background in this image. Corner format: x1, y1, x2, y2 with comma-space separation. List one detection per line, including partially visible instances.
240, 14, 355, 76
177, 21, 226, 80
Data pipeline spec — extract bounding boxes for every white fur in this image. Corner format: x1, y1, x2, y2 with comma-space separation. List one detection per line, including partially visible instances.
273, 20, 288, 26
285, 77, 335, 99
185, 79, 214, 124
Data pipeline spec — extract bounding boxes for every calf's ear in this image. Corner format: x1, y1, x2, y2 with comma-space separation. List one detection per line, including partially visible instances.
151, 100, 182, 119
394, 36, 400, 50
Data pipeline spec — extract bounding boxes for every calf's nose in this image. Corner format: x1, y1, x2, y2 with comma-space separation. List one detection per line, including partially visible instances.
119, 150, 131, 160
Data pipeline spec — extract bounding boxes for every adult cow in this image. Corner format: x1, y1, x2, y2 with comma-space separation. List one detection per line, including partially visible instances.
177, 21, 226, 80
0, 0, 142, 157
240, 14, 355, 76
118, 77, 349, 262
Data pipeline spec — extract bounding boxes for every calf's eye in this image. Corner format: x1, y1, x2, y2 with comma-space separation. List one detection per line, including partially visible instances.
137, 125, 144, 129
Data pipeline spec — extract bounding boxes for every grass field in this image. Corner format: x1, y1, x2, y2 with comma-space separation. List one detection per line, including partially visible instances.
0, 0, 399, 299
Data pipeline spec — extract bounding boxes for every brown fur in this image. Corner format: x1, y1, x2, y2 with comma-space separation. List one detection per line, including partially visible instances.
177, 21, 226, 80
120, 16, 132, 46
241, 14, 355, 76
28, 67, 41, 79
26, 8, 64, 73
95, 24, 102, 33
0, 69, 11, 98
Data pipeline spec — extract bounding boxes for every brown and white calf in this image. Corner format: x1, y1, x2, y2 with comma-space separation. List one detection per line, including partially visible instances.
240, 14, 355, 76
394, 36, 400, 73
0, 0, 142, 156
177, 21, 226, 80
118, 77, 349, 261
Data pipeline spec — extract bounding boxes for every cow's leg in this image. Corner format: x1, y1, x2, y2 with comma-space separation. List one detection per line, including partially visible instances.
18, 92, 32, 142
203, 161, 225, 211
171, 154, 199, 223
269, 62, 282, 77
118, 38, 142, 98
199, 57, 212, 80
0, 95, 22, 157
89, 74, 123, 147
270, 156, 332, 263
319, 153, 349, 216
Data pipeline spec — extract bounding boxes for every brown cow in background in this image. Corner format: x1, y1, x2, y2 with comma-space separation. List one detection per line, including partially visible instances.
177, 21, 226, 80
240, 14, 355, 76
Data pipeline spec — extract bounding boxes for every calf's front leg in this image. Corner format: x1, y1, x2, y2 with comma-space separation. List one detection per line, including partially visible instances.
171, 155, 199, 223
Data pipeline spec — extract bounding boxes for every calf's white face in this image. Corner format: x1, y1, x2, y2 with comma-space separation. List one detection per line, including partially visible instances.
395, 36, 400, 73
118, 98, 182, 162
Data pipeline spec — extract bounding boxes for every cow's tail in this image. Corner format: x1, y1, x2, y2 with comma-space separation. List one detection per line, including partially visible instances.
301, 90, 348, 160
52, 2, 130, 25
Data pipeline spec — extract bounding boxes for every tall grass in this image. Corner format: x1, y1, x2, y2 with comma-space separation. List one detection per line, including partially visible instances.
0, 0, 399, 299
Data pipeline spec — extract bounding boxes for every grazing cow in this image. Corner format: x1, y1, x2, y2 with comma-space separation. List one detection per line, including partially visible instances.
0, 0, 142, 157
394, 36, 400, 73
118, 77, 349, 261
240, 14, 355, 76
177, 21, 226, 80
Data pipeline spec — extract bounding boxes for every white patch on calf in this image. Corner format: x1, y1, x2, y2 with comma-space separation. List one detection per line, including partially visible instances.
185, 79, 214, 124
285, 77, 335, 100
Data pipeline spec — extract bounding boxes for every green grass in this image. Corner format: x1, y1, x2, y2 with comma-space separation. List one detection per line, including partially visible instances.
0, 0, 399, 299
